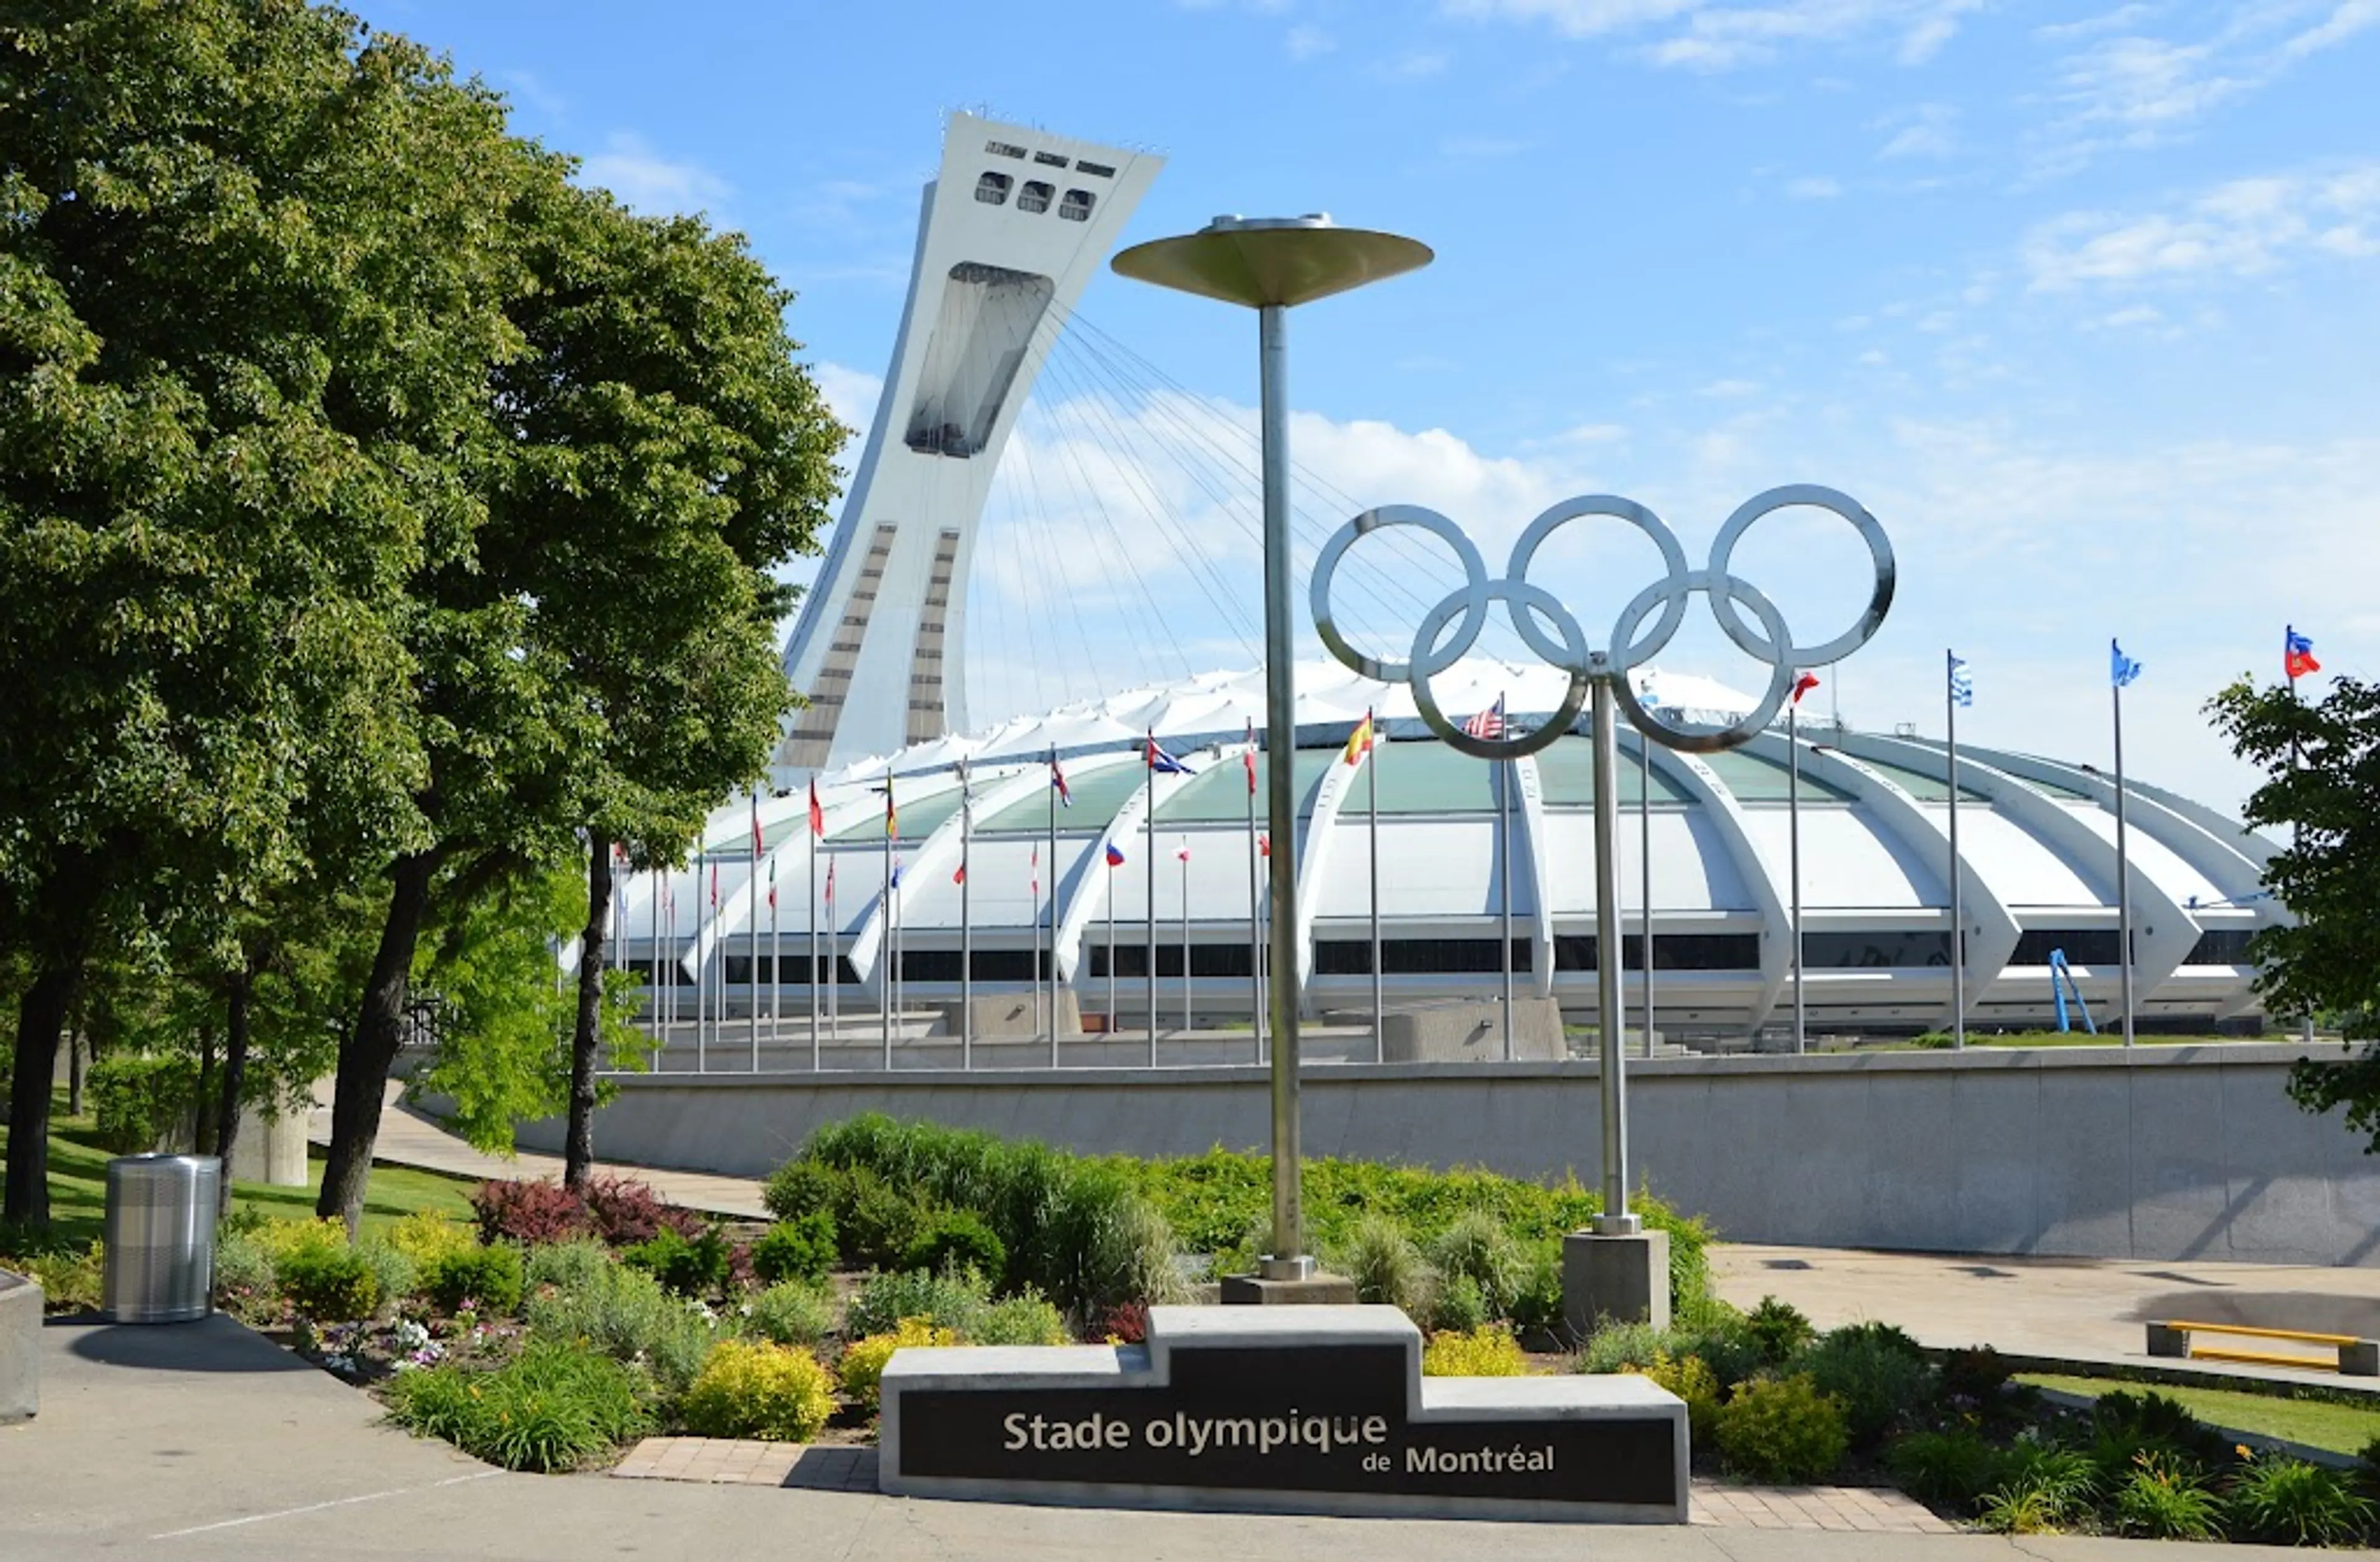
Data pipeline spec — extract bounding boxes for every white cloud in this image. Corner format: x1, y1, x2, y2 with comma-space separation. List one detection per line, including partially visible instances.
1875, 102, 1957, 159
1376, 49, 1452, 77
1445, 0, 1982, 70
577, 133, 731, 216
1285, 23, 1337, 58
2023, 162, 2380, 289
1786, 175, 1844, 199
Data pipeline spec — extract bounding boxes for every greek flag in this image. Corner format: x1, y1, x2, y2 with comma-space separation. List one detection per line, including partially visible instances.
1949, 655, 1973, 709
2110, 640, 2143, 689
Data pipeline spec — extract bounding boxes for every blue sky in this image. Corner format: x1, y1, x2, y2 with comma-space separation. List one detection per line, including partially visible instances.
377, 0, 2378, 808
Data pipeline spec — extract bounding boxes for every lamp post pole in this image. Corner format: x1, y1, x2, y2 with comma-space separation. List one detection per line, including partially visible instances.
1116, 216, 1430, 1290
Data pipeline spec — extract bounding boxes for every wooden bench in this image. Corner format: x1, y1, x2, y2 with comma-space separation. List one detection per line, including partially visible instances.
2146, 1320, 2379, 1376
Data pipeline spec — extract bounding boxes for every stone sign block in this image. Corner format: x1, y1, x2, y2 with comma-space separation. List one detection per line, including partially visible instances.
880, 1304, 1687, 1522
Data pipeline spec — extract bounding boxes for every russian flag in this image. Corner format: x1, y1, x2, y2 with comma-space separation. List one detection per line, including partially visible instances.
2286, 625, 2320, 681
1105, 842, 1126, 868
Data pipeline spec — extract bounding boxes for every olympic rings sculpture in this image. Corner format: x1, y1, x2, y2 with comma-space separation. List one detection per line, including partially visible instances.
1310, 484, 1895, 760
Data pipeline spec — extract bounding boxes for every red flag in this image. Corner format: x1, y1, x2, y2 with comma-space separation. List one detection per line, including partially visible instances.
1258, 833, 1271, 858
1029, 844, 1039, 898
709, 862, 718, 909
808, 780, 824, 839
1176, 844, 1191, 863
1243, 720, 1257, 794
751, 795, 764, 852
1791, 671, 1820, 705
952, 862, 966, 886
824, 857, 836, 898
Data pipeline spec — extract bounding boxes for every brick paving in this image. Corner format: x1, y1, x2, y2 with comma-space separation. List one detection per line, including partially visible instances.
609, 1437, 1957, 1530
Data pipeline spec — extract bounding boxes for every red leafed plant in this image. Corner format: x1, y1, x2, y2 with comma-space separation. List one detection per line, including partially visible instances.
584, 1175, 702, 1245
469, 1179, 591, 1246
1100, 1301, 1150, 1344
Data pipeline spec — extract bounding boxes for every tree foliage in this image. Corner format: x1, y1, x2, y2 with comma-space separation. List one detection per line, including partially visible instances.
2206, 674, 2380, 1149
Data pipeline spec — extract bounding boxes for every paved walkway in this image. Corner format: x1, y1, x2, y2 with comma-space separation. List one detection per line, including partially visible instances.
1711, 1243, 2380, 1392
2, 1320, 2301, 1559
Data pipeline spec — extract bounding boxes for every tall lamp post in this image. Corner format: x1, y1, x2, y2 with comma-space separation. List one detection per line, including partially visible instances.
1115, 216, 1430, 1294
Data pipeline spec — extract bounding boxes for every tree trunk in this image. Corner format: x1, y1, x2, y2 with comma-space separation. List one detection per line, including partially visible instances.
214, 971, 253, 1219
66, 1029, 84, 1118
565, 834, 612, 1192
193, 1028, 218, 1156
4, 859, 105, 1227
317, 850, 439, 1233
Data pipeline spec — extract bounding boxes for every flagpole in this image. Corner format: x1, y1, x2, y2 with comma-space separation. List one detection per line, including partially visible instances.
808, 818, 820, 1073
1181, 842, 1192, 1034
2288, 630, 2313, 1047
825, 863, 837, 1061
1247, 735, 1264, 1064
750, 798, 761, 1074
2113, 661, 2135, 1049
1368, 712, 1383, 1066
1106, 855, 1117, 1042
881, 774, 893, 1070
960, 763, 974, 1072
770, 856, 780, 1061
1639, 719, 1654, 1060
1499, 693, 1514, 1062
1049, 748, 1060, 1068
697, 844, 708, 1075
1790, 696, 1805, 1056
1145, 735, 1158, 1066
1947, 651, 1965, 1051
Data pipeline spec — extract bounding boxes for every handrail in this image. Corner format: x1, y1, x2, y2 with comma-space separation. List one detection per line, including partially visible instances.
2159, 1320, 2361, 1348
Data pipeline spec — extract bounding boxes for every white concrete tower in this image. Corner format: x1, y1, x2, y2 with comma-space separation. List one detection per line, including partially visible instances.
774, 114, 1162, 778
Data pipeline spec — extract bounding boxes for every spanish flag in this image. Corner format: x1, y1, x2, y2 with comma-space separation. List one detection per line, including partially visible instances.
1341, 711, 1375, 766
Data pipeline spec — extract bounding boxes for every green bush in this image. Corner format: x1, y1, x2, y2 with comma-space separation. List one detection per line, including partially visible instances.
354, 1235, 417, 1312
751, 1211, 837, 1286
835, 1166, 933, 1269
901, 1209, 1007, 1285
276, 1240, 380, 1322
422, 1245, 526, 1315
1431, 1272, 1491, 1335
969, 1290, 1070, 1346
2113, 1452, 2224, 1541
524, 1239, 613, 1296
1672, 1303, 1764, 1390
1333, 1212, 1434, 1319
1887, 1429, 2009, 1509
1976, 1441, 2100, 1533
845, 1266, 990, 1339
1792, 1322, 1933, 1445
1633, 1351, 1721, 1444
1745, 1295, 1815, 1364
761, 1158, 842, 1222
525, 1260, 715, 1396
2089, 1389, 2226, 1481
680, 1339, 835, 1441
211, 1229, 276, 1311
1713, 1374, 1849, 1484
1507, 1242, 1567, 1338
1427, 1211, 1522, 1321
1423, 1325, 1530, 1377
840, 1319, 957, 1413
88, 1052, 197, 1154
622, 1225, 731, 1299
744, 1281, 837, 1347
2227, 1454, 2372, 1546
1577, 1318, 1686, 1375
15, 1239, 105, 1314
386, 1340, 650, 1472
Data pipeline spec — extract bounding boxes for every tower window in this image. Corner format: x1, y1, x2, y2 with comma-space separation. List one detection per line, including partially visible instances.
1033, 151, 1069, 168
1059, 188, 1095, 221
974, 171, 1012, 205
1018, 181, 1053, 214
1075, 160, 1116, 179
985, 140, 1027, 159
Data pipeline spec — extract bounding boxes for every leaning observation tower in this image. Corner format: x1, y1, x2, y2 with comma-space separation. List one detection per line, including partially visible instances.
773, 113, 1162, 779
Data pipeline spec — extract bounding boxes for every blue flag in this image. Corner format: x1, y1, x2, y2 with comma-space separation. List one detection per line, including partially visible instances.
1949, 654, 1973, 709
2110, 640, 2143, 689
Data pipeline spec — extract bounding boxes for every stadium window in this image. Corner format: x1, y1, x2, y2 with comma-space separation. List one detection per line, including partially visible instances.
974, 171, 1012, 205
2184, 928, 2257, 964
985, 140, 1027, 159
2008, 929, 2123, 966
1314, 938, 1530, 975
1075, 160, 1116, 179
1034, 151, 1069, 168
1801, 930, 1956, 969
1059, 189, 1095, 221
1018, 181, 1053, 214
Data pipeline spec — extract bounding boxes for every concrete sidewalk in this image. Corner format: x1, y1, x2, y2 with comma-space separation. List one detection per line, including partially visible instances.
0, 1318, 2316, 1560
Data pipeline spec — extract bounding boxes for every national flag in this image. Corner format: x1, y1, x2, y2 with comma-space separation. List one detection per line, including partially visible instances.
1050, 752, 1073, 807
1342, 712, 1375, 766
891, 862, 902, 889
808, 780, 824, 839
884, 776, 898, 840
1258, 833, 1271, 858
1949, 655, 1973, 709
1176, 844, 1191, 863
2286, 625, 2320, 681
1145, 732, 1194, 774
824, 858, 836, 899
1105, 842, 1126, 868
1243, 720, 1258, 795
952, 861, 966, 886
751, 796, 764, 854
1791, 672, 1820, 706
709, 862, 718, 909
1030, 844, 1039, 898
768, 858, 777, 910
2110, 640, 2143, 689
1462, 694, 1506, 741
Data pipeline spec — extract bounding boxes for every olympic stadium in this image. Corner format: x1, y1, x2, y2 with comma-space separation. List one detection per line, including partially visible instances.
602, 112, 2284, 1052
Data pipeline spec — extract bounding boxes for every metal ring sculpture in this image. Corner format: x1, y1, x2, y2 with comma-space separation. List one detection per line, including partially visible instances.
1311, 484, 1895, 760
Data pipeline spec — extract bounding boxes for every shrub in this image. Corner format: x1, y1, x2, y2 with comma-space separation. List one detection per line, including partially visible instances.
1887, 1429, 2009, 1510
1673, 1308, 1764, 1392
353, 1233, 418, 1310
1977, 1441, 2100, 1533
2089, 1389, 2226, 1480
1577, 1318, 1683, 1375
386, 1339, 650, 1472
845, 1266, 990, 1339
1507, 1242, 1567, 1339
681, 1339, 835, 1441
751, 1211, 837, 1286
583, 1176, 698, 1247
470, 1180, 591, 1247
422, 1245, 526, 1316
1713, 1374, 1849, 1484
1100, 1301, 1150, 1344
1631, 1351, 1721, 1444
524, 1239, 613, 1296
17, 1240, 105, 1314
839, 1318, 958, 1413
623, 1226, 731, 1299
2226, 1454, 2373, 1547
525, 1261, 715, 1396
762, 1158, 842, 1222
1792, 1322, 1933, 1445
1334, 1212, 1433, 1320
827, 1166, 928, 1269
744, 1281, 837, 1348
969, 1291, 1069, 1347
1428, 1211, 1522, 1321
276, 1240, 379, 1322
1430, 1272, 1491, 1335
1744, 1295, 1815, 1364
1424, 1325, 1530, 1377
901, 1209, 1007, 1285
385, 1213, 479, 1269
88, 1052, 197, 1154
2113, 1452, 2224, 1541
211, 1229, 276, 1316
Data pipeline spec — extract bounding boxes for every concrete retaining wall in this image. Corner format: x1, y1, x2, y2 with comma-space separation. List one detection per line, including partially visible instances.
513, 1043, 2380, 1267
1, 1269, 39, 1422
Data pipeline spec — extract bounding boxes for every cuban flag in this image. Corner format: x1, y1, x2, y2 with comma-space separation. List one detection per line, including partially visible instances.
1146, 733, 1194, 774
1105, 842, 1126, 868
2286, 626, 2320, 681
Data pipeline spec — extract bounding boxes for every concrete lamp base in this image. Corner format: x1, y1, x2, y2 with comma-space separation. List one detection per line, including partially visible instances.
1562, 1227, 1670, 1339
1220, 1271, 1358, 1306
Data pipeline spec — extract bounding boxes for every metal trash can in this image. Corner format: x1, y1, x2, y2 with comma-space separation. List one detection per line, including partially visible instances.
104, 1155, 221, 1323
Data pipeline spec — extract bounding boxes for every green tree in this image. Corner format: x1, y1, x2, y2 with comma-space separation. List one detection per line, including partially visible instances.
0, 0, 532, 1223
2207, 673, 2380, 1147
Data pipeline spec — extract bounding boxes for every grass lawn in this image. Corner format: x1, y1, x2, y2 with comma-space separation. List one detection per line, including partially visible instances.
1, 1092, 478, 1250
2017, 1372, 2380, 1455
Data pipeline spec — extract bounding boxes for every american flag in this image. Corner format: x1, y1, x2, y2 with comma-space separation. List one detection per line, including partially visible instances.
1462, 694, 1507, 741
